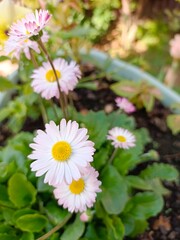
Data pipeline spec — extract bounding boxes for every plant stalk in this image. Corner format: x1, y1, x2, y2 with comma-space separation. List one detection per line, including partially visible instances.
37, 38, 68, 119
37, 214, 72, 240
109, 148, 118, 165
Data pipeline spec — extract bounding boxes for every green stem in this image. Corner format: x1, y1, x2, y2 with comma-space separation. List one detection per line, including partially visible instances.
37, 38, 68, 119
37, 214, 72, 240
108, 148, 118, 165
49, 99, 59, 120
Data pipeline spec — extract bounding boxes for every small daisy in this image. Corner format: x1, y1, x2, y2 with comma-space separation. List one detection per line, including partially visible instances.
31, 58, 81, 99
4, 31, 49, 60
53, 166, 101, 213
115, 97, 136, 114
9, 9, 51, 40
107, 127, 136, 149
28, 119, 95, 185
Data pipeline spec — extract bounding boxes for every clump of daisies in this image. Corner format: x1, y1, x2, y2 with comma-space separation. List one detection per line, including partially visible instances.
29, 119, 101, 213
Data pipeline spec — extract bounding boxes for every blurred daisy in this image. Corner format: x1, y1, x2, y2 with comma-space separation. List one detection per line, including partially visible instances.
31, 58, 81, 99
107, 127, 136, 149
0, 0, 31, 46
9, 9, 51, 40
28, 119, 95, 185
115, 97, 136, 114
4, 31, 49, 60
170, 34, 180, 60
53, 166, 101, 213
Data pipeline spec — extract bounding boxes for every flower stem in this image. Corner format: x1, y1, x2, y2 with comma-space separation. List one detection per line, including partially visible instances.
37, 38, 68, 119
109, 148, 118, 165
37, 213, 72, 240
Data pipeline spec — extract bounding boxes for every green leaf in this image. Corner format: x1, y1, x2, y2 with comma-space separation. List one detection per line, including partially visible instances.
0, 184, 15, 208
100, 166, 128, 214
167, 114, 180, 135
0, 161, 16, 183
140, 163, 179, 181
126, 176, 152, 190
107, 112, 135, 130
61, 215, 85, 240
124, 192, 164, 219
93, 147, 109, 170
0, 77, 17, 91
20, 232, 34, 240
45, 201, 69, 225
84, 223, 100, 240
13, 209, 37, 222
8, 173, 37, 208
110, 81, 139, 98
16, 214, 47, 232
80, 111, 109, 149
37, 176, 53, 193
0, 233, 19, 240
104, 216, 124, 240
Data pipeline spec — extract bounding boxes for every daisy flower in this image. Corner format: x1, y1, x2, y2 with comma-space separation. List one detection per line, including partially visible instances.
53, 166, 101, 213
115, 97, 136, 114
28, 119, 95, 185
107, 127, 136, 149
31, 58, 81, 99
4, 31, 49, 60
9, 9, 51, 40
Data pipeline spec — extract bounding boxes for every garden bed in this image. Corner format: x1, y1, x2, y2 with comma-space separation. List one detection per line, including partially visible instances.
0, 64, 179, 240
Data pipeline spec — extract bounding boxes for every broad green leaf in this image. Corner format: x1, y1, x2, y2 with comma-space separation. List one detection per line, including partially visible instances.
80, 111, 109, 149
0, 161, 16, 183
107, 112, 135, 130
0, 184, 15, 208
0, 224, 13, 234
122, 217, 148, 237
1, 208, 15, 225
37, 176, 53, 193
84, 223, 100, 240
13, 209, 37, 222
110, 81, 139, 98
93, 147, 109, 170
140, 163, 179, 181
126, 176, 152, 190
8, 173, 37, 208
45, 201, 69, 225
77, 82, 98, 90
0, 77, 17, 91
167, 114, 180, 135
0, 56, 9, 61
61, 215, 85, 240
124, 192, 164, 219
100, 166, 128, 214
20, 232, 34, 240
16, 214, 47, 232
104, 216, 124, 240
0, 233, 19, 240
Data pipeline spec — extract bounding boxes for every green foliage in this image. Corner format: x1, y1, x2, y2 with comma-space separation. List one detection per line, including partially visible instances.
111, 80, 162, 112
61, 215, 85, 240
0, 77, 17, 92
167, 114, 180, 135
8, 173, 37, 208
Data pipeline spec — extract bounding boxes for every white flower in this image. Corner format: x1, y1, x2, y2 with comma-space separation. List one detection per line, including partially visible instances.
31, 58, 81, 99
4, 31, 49, 60
28, 119, 95, 185
9, 9, 51, 40
53, 166, 101, 213
107, 127, 136, 149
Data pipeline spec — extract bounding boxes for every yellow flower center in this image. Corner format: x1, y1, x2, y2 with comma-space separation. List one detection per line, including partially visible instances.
46, 69, 61, 82
69, 178, 85, 194
52, 141, 72, 161
117, 135, 126, 142
0, 26, 9, 43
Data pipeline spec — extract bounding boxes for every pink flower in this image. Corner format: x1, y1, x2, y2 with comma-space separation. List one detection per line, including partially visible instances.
28, 119, 95, 185
9, 9, 51, 40
115, 97, 136, 114
4, 31, 49, 60
53, 166, 101, 213
31, 58, 81, 99
80, 212, 90, 222
107, 127, 136, 149
170, 34, 180, 60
